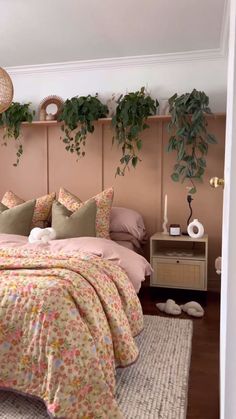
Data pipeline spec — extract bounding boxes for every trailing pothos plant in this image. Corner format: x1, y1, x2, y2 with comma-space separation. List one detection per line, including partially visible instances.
112, 87, 159, 176
58, 95, 108, 158
0, 102, 35, 166
167, 89, 217, 194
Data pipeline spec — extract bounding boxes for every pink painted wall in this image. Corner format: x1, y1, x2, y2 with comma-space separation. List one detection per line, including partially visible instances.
0, 117, 225, 282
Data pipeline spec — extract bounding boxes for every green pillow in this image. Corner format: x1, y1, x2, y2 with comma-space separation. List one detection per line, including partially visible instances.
52, 200, 97, 239
0, 200, 36, 236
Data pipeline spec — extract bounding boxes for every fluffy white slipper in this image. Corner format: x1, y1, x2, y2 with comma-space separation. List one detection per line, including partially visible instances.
156, 299, 181, 316
180, 301, 204, 317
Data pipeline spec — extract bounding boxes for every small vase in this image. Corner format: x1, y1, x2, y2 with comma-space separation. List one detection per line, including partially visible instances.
45, 113, 55, 121
187, 219, 204, 238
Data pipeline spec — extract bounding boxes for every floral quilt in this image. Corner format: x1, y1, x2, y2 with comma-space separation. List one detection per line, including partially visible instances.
0, 247, 143, 418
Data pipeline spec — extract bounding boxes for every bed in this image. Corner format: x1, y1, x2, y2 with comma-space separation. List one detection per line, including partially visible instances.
0, 189, 151, 418
0, 238, 146, 418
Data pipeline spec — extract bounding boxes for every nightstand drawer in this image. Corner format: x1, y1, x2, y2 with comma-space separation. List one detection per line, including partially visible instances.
151, 257, 206, 290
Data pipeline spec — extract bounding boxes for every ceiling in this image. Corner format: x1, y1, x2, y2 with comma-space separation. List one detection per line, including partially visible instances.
1, 0, 226, 67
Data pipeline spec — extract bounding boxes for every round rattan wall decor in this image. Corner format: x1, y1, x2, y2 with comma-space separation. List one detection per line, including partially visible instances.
39, 95, 64, 121
0, 67, 14, 113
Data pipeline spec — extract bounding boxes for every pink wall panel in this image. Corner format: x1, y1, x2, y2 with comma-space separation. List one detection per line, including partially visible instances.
48, 124, 103, 199
0, 126, 48, 200
103, 122, 163, 237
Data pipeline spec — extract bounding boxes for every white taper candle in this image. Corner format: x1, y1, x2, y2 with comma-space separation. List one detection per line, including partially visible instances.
164, 194, 168, 219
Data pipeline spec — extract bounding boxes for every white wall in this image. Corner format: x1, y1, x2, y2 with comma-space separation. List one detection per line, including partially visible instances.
8, 55, 227, 114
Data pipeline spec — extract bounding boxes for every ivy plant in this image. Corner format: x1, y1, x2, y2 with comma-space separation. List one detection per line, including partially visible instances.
0, 102, 35, 166
167, 89, 217, 194
112, 87, 159, 176
58, 95, 108, 158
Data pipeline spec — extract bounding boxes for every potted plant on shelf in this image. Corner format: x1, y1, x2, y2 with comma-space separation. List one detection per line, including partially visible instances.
167, 89, 217, 194
0, 102, 35, 166
112, 87, 159, 176
58, 94, 108, 158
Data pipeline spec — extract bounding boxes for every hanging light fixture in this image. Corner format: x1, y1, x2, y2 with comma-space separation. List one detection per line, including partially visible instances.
0, 67, 13, 114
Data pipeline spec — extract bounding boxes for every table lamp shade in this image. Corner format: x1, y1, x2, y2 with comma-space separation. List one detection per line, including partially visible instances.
0, 67, 13, 113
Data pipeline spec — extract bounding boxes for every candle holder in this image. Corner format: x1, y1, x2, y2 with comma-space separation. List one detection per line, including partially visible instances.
162, 194, 168, 235
162, 215, 168, 235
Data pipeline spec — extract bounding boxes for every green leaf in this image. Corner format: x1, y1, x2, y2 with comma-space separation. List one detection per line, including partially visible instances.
207, 133, 217, 144
177, 140, 185, 161
176, 127, 186, 137
124, 154, 131, 164
136, 139, 142, 151
171, 173, 179, 182
75, 131, 82, 143
198, 157, 206, 168
167, 136, 176, 152
116, 167, 124, 177
197, 166, 205, 176
188, 186, 197, 194
130, 125, 139, 138
175, 164, 186, 175
198, 142, 208, 154
132, 156, 138, 168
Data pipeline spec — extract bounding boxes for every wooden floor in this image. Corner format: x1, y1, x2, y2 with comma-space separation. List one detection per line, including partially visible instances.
139, 285, 220, 419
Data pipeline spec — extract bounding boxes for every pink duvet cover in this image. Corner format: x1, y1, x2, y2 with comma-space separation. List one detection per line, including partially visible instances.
0, 234, 152, 292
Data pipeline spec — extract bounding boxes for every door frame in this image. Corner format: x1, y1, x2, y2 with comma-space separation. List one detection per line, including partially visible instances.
220, 1, 236, 417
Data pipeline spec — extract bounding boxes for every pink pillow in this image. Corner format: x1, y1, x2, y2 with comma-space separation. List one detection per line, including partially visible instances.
110, 207, 147, 241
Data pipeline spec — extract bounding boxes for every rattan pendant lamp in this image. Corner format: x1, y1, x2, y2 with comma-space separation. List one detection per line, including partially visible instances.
0, 67, 13, 113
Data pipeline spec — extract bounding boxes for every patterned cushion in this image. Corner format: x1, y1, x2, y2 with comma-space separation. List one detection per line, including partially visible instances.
57, 188, 82, 212
1, 191, 56, 228
1, 191, 24, 208
58, 187, 114, 239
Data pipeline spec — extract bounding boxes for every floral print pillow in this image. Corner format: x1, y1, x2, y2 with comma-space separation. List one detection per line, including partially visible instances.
58, 187, 114, 239
57, 188, 82, 212
1, 191, 56, 228
1, 191, 24, 208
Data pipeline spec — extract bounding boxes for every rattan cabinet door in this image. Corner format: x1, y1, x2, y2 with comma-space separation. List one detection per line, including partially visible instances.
151, 257, 206, 290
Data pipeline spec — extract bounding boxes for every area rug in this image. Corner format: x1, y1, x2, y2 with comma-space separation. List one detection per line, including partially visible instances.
0, 315, 193, 419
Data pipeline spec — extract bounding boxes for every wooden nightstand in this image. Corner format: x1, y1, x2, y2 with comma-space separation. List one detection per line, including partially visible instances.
150, 233, 208, 290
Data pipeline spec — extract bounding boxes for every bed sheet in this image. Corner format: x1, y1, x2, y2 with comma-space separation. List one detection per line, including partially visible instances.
0, 234, 152, 292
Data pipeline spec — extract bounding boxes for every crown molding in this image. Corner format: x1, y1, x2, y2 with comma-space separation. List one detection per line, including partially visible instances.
6, 47, 226, 77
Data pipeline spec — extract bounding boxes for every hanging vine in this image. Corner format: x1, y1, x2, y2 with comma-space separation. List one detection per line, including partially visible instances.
112, 87, 159, 176
58, 94, 108, 158
0, 102, 35, 166
167, 89, 217, 194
